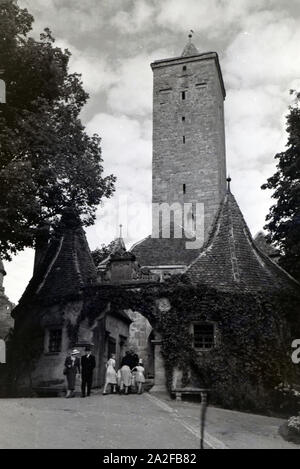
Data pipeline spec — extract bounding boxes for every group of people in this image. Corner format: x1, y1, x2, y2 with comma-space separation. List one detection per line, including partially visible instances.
103, 350, 145, 395
63, 347, 145, 398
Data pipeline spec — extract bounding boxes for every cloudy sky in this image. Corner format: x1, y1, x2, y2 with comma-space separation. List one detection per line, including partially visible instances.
3, 0, 300, 303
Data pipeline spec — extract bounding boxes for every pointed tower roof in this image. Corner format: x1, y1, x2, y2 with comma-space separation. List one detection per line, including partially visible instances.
97, 230, 127, 271
15, 208, 97, 310
181, 32, 199, 57
186, 186, 300, 292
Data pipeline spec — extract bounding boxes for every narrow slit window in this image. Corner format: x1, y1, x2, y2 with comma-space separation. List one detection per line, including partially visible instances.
181, 91, 186, 100
183, 136, 185, 144
183, 65, 187, 71
183, 184, 186, 194
182, 116, 185, 122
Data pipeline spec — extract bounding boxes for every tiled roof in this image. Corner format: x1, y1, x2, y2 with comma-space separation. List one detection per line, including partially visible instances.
14, 209, 97, 310
98, 236, 127, 270
186, 191, 300, 292
131, 235, 201, 267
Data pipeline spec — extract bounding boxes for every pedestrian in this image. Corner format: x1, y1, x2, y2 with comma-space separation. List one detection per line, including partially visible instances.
120, 351, 133, 395
119, 363, 131, 395
133, 359, 145, 394
81, 346, 96, 397
128, 348, 139, 369
103, 354, 117, 395
64, 349, 80, 398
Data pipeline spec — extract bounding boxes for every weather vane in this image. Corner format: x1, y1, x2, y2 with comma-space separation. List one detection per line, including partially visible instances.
119, 223, 123, 238
188, 29, 194, 41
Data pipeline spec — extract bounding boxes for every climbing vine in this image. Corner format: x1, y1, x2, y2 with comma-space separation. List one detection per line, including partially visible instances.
9, 273, 300, 412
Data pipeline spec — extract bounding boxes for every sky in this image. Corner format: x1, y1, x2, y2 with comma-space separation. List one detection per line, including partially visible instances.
3, 0, 300, 304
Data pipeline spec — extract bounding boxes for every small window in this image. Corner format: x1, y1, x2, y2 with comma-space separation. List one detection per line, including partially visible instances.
183, 65, 187, 71
192, 323, 215, 350
49, 329, 62, 353
183, 184, 186, 194
182, 116, 185, 122
181, 91, 186, 100
183, 136, 185, 144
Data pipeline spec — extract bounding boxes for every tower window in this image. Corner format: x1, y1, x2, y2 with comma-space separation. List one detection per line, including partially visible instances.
183, 65, 187, 71
183, 184, 186, 194
182, 116, 185, 122
183, 136, 185, 144
181, 91, 186, 100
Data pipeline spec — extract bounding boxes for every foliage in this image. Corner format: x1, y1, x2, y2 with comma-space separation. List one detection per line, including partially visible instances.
10, 271, 300, 411
287, 415, 300, 435
0, 1, 115, 260
91, 241, 116, 267
79, 276, 300, 412
262, 90, 300, 281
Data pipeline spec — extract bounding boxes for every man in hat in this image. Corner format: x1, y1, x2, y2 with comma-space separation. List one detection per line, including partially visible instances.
81, 346, 96, 397
64, 349, 81, 398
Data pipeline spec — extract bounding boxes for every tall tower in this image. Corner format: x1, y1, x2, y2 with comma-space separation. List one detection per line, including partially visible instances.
132, 36, 227, 274
151, 34, 226, 239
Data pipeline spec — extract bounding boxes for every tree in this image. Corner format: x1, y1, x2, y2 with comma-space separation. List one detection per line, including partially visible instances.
262, 90, 300, 281
91, 241, 116, 267
0, 1, 115, 260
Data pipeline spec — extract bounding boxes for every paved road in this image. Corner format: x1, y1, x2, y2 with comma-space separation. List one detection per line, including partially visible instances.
0, 391, 297, 449
158, 394, 298, 450
0, 392, 202, 449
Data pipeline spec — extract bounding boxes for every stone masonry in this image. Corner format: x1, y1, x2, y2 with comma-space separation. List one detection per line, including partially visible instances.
151, 48, 227, 243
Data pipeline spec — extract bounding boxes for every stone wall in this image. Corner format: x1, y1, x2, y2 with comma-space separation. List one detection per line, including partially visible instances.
126, 310, 154, 377
152, 53, 226, 244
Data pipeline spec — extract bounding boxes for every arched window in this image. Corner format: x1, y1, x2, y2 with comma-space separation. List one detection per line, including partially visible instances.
0, 339, 6, 363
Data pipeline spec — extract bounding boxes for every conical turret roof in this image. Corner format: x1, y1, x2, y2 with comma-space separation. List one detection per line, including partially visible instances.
15, 208, 97, 309
186, 190, 300, 292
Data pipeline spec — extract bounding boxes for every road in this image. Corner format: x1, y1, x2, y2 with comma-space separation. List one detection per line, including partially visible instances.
0, 391, 298, 449
0, 391, 202, 449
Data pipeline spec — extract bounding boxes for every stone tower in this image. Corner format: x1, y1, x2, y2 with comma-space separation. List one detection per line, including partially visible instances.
132, 36, 227, 275
151, 35, 226, 241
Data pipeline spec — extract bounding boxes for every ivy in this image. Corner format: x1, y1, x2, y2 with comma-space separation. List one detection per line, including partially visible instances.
9, 273, 300, 412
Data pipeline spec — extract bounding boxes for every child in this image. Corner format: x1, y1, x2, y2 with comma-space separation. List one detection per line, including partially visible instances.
133, 359, 145, 394
103, 354, 117, 394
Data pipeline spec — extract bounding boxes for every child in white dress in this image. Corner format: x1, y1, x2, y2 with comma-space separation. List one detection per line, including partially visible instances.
103, 354, 117, 394
133, 359, 145, 394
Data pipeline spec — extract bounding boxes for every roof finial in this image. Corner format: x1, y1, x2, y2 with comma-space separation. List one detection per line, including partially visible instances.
119, 224, 123, 238
226, 175, 232, 193
188, 30, 194, 42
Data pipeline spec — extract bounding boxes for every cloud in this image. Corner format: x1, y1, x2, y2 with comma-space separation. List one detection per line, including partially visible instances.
111, 0, 155, 34
106, 54, 153, 116
55, 39, 118, 95
85, 113, 152, 248
106, 49, 170, 116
